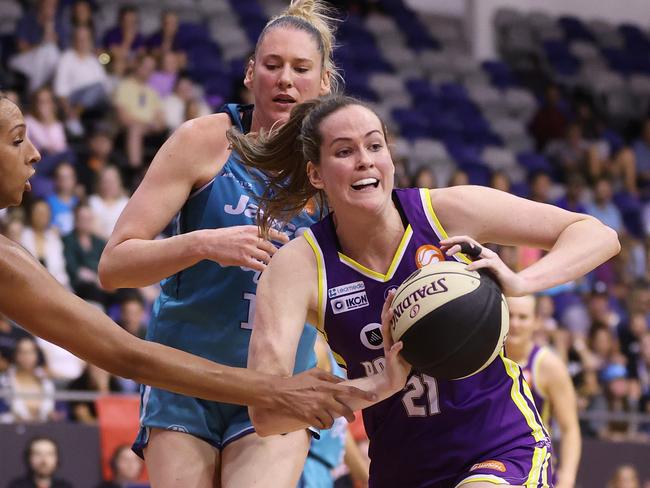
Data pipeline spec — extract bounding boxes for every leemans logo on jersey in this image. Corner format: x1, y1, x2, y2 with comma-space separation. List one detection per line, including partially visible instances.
331, 291, 369, 314
328, 281, 365, 299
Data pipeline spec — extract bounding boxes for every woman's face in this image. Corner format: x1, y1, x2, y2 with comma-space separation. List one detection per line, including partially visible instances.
99, 167, 123, 199
30, 200, 51, 231
506, 296, 537, 349
0, 100, 40, 208
15, 338, 39, 371
308, 104, 394, 216
35, 90, 56, 119
245, 26, 330, 129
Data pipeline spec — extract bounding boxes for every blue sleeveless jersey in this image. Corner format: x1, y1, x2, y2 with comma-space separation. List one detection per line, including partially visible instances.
300, 354, 348, 488
521, 344, 551, 427
147, 103, 318, 371
304, 188, 552, 487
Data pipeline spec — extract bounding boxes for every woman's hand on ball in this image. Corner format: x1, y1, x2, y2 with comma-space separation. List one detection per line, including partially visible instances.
440, 236, 528, 296
381, 290, 412, 393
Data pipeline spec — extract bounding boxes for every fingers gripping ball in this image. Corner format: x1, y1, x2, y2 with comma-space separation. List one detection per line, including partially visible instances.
390, 261, 509, 380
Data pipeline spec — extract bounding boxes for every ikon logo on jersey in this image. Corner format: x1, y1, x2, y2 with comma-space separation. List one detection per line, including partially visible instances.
415, 244, 444, 268
331, 291, 369, 314
328, 281, 365, 299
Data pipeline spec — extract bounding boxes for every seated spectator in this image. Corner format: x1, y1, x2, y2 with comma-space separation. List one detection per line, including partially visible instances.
20, 199, 70, 288
35, 337, 85, 386
76, 125, 128, 195
113, 54, 166, 168
96, 444, 146, 488
54, 25, 110, 136
88, 166, 129, 240
410, 165, 437, 188
554, 172, 588, 214
636, 332, 650, 400
102, 5, 145, 65
8, 0, 65, 92
585, 177, 624, 234
67, 363, 122, 424
546, 123, 597, 183
0, 337, 56, 423
528, 84, 570, 151
162, 73, 211, 131
149, 51, 180, 98
528, 171, 554, 204
489, 170, 511, 193
46, 162, 79, 235
8, 437, 74, 488
633, 118, 650, 194
0, 314, 32, 373
24, 87, 68, 155
118, 292, 147, 340
447, 169, 469, 186
67, 0, 95, 40
146, 10, 184, 59
620, 313, 649, 371
63, 202, 110, 307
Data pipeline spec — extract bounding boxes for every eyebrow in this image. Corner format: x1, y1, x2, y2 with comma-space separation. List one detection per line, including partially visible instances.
330, 130, 383, 147
9, 123, 26, 133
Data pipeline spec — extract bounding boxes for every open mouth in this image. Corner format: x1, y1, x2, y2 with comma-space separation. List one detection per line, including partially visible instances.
272, 94, 296, 106
351, 178, 379, 191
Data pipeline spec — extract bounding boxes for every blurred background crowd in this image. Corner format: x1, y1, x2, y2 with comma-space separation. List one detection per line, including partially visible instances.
1, 0, 650, 486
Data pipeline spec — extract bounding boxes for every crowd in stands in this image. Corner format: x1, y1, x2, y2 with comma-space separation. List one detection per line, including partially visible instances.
1, 1, 650, 483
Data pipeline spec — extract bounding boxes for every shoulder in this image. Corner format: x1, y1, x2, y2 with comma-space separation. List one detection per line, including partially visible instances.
168, 112, 232, 156
271, 236, 317, 270
537, 347, 569, 389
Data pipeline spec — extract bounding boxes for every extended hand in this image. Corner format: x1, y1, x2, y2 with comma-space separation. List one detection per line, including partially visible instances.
439, 235, 527, 296
381, 290, 411, 393
201, 225, 289, 271
273, 368, 376, 429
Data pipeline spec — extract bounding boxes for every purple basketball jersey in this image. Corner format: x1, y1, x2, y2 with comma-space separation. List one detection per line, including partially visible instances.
522, 345, 551, 427
305, 188, 552, 487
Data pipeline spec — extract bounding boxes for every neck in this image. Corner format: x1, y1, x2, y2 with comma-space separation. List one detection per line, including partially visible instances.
334, 200, 404, 272
33, 474, 52, 487
506, 341, 535, 365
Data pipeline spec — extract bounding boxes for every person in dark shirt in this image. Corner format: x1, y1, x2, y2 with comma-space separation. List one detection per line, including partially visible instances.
8, 437, 74, 488
0, 313, 32, 372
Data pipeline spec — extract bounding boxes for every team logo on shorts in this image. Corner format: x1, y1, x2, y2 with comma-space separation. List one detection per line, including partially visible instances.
360, 323, 384, 350
415, 244, 444, 268
167, 424, 189, 433
470, 460, 506, 473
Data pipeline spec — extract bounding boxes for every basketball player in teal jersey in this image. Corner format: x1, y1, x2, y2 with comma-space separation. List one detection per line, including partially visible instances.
505, 296, 581, 488
98, 2, 352, 486
0, 96, 370, 436
228, 95, 620, 487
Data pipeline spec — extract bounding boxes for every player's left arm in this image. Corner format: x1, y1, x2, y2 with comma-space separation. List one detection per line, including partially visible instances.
539, 351, 581, 488
431, 186, 620, 296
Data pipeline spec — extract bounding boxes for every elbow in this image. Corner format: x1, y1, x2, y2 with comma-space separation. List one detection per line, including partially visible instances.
97, 253, 119, 291
602, 223, 621, 258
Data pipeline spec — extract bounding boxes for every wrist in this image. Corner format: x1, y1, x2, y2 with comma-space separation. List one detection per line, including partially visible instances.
188, 230, 211, 262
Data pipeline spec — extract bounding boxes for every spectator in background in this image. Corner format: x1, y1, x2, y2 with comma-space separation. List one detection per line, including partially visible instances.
63, 202, 110, 307
608, 464, 641, 488
8, 0, 64, 92
0, 337, 56, 423
410, 165, 437, 188
0, 314, 32, 373
633, 118, 650, 194
546, 122, 598, 183
554, 172, 588, 214
20, 199, 70, 288
46, 163, 79, 236
113, 54, 166, 168
96, 444, 146, 488
68, 363, 122, 424
447, 169, 469, 186
102, 5, 144, 65
149, 51, 180, 98
88, 166, 129, 240
162, 74, 211, 131
585, 177, 624, 234
67, 0, 95, 39
35, 336, 85, 387
24, 87, 68, 156
636, 332, 650, 400
489, 170, 511, 193
146, 10, 183, 59
621, 314, 650, 376
54, 25, 109, 136
76, 126, 127, 195
528, 171, 554, 204
118, 292, 147, 340
529, 84, 569, 151
8, 437, 74, 488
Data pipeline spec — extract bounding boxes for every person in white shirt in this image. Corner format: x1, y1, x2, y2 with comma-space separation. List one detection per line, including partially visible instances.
88, 165, 129, 240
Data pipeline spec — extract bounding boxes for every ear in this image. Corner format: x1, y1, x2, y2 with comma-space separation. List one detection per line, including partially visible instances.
244, 59, 255, 90
319, 70, 331, 96
306, 161, 324, 190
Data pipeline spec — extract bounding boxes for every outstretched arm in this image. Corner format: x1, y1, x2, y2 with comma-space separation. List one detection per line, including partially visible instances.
433, 186, 620, 295
249, 239, 407, 436
0, 236, 367, 417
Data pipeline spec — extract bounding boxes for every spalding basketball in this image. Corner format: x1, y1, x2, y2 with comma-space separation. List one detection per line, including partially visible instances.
390, 261, 509, 380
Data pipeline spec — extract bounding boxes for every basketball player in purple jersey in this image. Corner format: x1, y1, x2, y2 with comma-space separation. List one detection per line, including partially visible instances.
506, 296, 581, 488
228, 95, 620, 487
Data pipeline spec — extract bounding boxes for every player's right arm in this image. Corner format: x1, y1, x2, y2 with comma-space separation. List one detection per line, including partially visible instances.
249, 240, 408, 436
98, 114, 287, 289
0, 235, 368, 414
